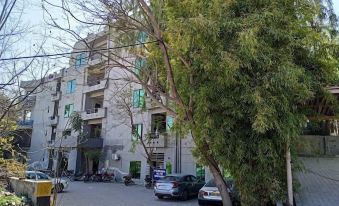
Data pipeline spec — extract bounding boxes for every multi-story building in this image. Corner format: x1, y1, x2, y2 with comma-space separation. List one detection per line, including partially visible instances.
21, 29, 210, 182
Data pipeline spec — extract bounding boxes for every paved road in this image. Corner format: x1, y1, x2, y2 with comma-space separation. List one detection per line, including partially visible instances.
295, 157, 339, 206
56, 181, 198, 206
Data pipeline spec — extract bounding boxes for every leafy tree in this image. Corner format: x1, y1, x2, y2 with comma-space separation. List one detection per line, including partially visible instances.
154, 0, 338, 205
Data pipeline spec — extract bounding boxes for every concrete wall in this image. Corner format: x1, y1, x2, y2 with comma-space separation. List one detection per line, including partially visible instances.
9, 177, 52, 206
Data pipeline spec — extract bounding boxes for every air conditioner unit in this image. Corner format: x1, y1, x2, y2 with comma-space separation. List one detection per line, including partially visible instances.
112, 153, 120, 161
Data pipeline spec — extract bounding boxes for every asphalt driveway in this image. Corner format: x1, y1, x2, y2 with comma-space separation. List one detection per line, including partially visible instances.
56, 181, 198, 206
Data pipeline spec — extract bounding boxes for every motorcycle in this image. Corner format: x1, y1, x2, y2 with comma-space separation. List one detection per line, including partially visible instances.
102, 172, 114, 182
123, 175, 135, 186
144, 175, 155, 189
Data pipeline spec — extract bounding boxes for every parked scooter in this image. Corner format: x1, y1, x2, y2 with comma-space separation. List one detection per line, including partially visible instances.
123, 175, 135, 186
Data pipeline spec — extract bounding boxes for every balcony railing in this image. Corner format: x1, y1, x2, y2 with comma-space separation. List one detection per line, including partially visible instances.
81, 107, 107, 120
83, 79, 107, 93
17, 120, 34, 128
78, 137, 103, 148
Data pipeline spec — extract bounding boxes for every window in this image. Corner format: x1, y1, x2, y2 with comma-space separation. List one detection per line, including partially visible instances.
64, 104, 74, 117
66, 79, 76, 94
132, 89, 145, 108
132, 124, 143, 141
137, 31, 148, 43
135, 57, 146, 75
166, 116, 174, 130
196, 164, 205, 181
75, 53, 86, 69
151, 113, 166, 134
36, 172, 49, 180
129, 161, 141, 179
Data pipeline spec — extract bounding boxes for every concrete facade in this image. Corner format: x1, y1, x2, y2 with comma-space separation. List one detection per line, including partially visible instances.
22, 30, 209, 182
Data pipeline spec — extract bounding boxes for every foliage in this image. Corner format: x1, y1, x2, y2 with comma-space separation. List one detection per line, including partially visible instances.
146, 0, 339, 205
84, 150, 102, 162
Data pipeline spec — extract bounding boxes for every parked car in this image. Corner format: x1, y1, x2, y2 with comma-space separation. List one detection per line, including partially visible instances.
154, 174, 205, 200
25, 171, 69, 193
198, 178, 240, 206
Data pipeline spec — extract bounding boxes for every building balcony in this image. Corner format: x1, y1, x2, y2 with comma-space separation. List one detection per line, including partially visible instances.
48, 116, 59, 125
83, 79, 107, 93
78, 137, 103, 148
82, 107, 107, 120
51, 91, 61, 101
17, 120, 34, 129
146, 133, 167, 148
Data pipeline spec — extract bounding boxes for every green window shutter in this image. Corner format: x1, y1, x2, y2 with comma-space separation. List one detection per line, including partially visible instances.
137, 31, 148, 43
133, 90, 139, 108
166, 116, 174, 130
132, 124, 143, 141
71, 80, 76, 93
64, 105, 70, 117
66, 81, 71, 93
135, 58, 146, 75
69, 104, 74, 115
139, 90, 145, 108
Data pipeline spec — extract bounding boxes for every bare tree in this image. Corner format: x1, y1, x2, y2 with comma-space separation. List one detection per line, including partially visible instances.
42, 0, 233, 205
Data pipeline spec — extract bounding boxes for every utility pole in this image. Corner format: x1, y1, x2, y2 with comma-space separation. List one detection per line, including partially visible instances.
286, 142, 293, 206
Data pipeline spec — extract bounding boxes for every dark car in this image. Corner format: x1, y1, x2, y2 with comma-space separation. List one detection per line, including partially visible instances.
154, 174, 205, 200
198, 178, 240, 206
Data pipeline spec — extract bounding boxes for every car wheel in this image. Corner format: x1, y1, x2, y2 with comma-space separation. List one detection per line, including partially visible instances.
56, 183, 64, 193
157, 195, 164, 199
181, 190, 189, 201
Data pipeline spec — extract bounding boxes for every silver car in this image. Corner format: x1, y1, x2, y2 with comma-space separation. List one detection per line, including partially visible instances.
25, 171, 69, 193
154, 174, 205, 200
198, 179, 239, 206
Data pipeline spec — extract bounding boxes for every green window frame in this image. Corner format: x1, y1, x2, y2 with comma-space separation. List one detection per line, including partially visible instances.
66, 79, 76, 94
132, 124, 143, 141
135, 57, 146, 75
137, 31, 148, 43
75, 53, 86, 69
132, 89, 145, 108
196, 164, 205, 181
64, 104, 74, 118
129, 161, 141, 179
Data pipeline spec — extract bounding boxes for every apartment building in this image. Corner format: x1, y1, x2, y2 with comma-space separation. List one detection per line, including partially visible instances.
21, 29, 211, 181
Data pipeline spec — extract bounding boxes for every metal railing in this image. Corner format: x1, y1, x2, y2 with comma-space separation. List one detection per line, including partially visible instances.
17, 119, 34, 126
85, 108, 103, 114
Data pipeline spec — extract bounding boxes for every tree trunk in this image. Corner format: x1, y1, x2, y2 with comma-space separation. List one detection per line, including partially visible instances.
286, 143, 293, 206
208, 161, 233, 206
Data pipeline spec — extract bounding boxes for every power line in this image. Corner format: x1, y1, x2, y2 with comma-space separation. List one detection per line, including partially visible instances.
0, 40, 158, 61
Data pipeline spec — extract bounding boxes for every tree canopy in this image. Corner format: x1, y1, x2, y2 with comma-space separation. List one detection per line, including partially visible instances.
146, 0, 339, 205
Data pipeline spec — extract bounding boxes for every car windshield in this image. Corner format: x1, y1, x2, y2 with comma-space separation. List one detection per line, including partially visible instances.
205, 179, 216, 187
205, 179, 234, 188
36, 172, 50, 180
162, 176, 180, 181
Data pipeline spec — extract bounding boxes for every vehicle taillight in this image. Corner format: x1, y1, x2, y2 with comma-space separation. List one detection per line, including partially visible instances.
171, 181, 179, 188
198, 190, 208, 198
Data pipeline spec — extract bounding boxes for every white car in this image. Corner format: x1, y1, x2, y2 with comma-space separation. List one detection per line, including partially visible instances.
25, 171, 69, 193
198, 179, 239, 206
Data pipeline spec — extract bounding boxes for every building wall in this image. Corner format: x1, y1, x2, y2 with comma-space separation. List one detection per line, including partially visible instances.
26, 31, 210, 181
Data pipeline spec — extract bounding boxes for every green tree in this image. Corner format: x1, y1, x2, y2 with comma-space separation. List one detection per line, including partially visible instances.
155, 1, 338, 205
